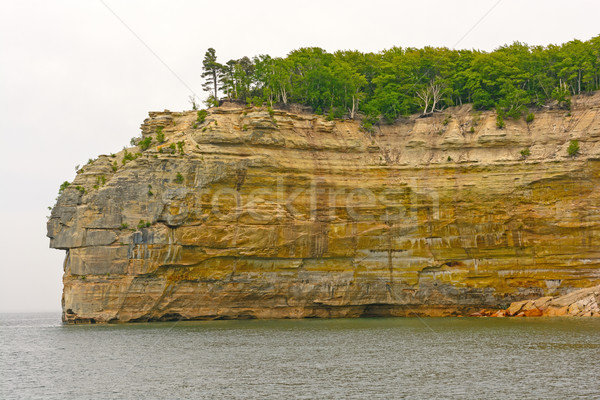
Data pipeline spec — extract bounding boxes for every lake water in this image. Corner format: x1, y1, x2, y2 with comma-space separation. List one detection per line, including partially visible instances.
1, 313, 599, 399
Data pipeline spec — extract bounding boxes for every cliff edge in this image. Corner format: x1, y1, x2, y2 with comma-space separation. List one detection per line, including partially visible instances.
48, 93, 600, 323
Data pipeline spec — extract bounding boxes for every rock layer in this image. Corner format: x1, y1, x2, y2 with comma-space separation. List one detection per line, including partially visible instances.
480, 285, 600, 317
48, 94, 600, 323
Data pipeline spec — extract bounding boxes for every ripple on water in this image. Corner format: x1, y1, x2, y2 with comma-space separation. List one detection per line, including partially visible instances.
1, 314, 599, 399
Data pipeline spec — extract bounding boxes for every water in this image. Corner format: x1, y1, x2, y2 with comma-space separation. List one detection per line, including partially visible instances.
1, 313, 599, 399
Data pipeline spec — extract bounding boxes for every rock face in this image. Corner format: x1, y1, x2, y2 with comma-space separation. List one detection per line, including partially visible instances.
48, 94, 600, 323
484, 285, 600, 317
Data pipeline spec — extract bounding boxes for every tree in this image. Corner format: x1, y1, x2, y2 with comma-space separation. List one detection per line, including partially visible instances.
201, 35, 600, 122
201, 48, 223, 99
416, 78, 445, 115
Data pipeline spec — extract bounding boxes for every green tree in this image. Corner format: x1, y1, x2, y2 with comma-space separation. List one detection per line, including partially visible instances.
201, 48, 223, 99
202, 35, 600, 122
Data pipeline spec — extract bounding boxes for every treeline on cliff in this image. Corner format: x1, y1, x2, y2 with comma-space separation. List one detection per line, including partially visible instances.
200, 36, 600, 123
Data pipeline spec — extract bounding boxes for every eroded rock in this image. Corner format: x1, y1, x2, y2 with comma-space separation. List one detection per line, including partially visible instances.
49, 96, 600, 323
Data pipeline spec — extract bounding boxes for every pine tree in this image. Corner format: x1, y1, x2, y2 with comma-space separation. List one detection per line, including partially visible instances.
201, 48, 222, 99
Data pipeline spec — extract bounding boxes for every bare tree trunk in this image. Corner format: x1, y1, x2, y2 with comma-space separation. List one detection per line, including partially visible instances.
213, 70, 218, 100
416, 88, 431, 114
430, 82, 442, 112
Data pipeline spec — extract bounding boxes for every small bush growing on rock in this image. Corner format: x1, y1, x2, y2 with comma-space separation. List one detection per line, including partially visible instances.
112, 161, 118, 172
361, 121, 374, 134
567, 140, 580, 157
120, 223, 128, 229
447, 156, 452, 162
242, 124, 249, 131
75, 186, 85, 194
177, 141, 185, 155
525, 113, 535, 123
122, 150, 141, 165
520, 148, 531, 158
469, 126, 475, 133
58, 181, 70, 194
156, 126, 165, 143
139, 136, 152, 151
175, 172, 184, 183
267, 106, 275, 117
442, 115, 451, 126
360, 114, 378, 134
137, 220, 152, 230
122, 150, 133, 164
496, 114, 505, 129
197, 109, 208, 124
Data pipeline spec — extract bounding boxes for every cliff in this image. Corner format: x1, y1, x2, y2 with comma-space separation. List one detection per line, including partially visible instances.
48, 93, 600, 323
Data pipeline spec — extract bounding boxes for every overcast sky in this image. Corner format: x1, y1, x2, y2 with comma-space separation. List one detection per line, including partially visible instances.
0, 0, 598, 312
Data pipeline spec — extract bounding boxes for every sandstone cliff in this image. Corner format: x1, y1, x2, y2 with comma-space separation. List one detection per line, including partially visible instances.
477, 285, 600, 317
48, 93, 600, 323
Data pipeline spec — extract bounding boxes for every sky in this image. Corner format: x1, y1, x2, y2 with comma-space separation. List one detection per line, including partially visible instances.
0, 0, 598, 312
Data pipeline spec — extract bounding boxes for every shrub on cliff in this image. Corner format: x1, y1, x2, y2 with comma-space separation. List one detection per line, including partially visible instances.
156, 126, 165, 143
58, 181, 70, 194
567, 140, 580, 157
138, 137, 152, 151
197, 110, 208, 124
496, 114, 505, 129
137, 220, 151, 230
525, 113, 535, 123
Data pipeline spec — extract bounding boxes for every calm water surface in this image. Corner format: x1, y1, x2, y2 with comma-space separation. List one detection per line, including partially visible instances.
1, 313, 599, 399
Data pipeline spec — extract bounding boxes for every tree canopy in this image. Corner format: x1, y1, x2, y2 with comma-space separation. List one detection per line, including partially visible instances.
201, 36, 600, 121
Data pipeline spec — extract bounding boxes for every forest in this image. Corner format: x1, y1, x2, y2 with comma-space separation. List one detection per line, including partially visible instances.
200, 36, 600, 124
